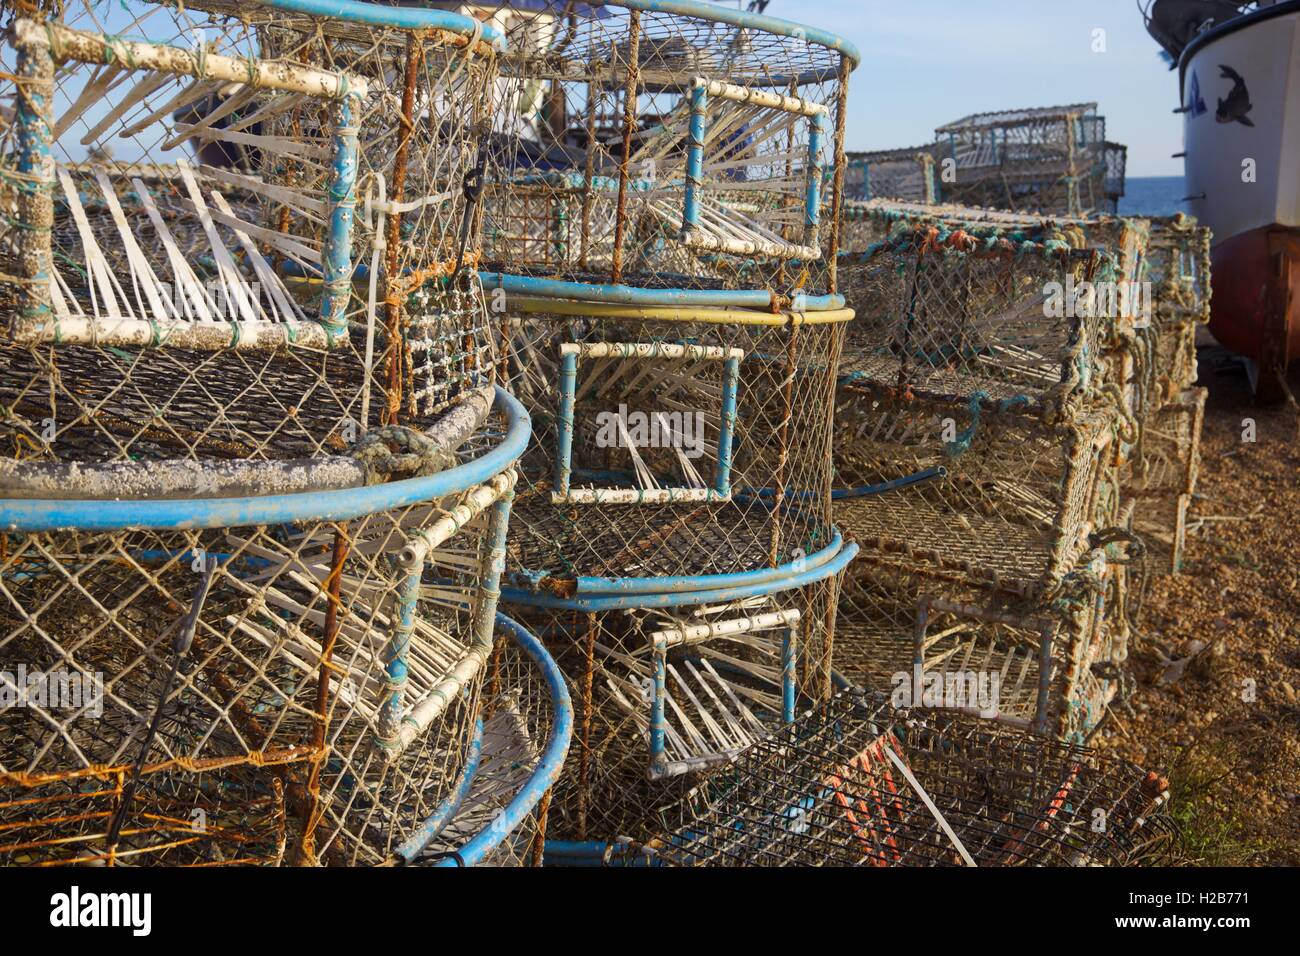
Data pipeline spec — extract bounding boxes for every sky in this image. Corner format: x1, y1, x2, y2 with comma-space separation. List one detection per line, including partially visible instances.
761, 0, 1184, 177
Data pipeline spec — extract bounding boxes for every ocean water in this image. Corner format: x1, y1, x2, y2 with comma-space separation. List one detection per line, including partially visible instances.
1118, 176, 1188, 218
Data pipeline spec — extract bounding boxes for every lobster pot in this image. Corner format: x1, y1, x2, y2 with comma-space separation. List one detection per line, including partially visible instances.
933, 104, 1118, 218
0, 766, 290, 866
835, 380, 1121, 600
844, 147, 937, 203
636, 692, 1174, 867
479, 1, 854, 298
500, 546, 854, 844
1144, 216, 1210, 401
834, 550, 1127, 742
1127, 387, 1207, 574
839, 202, 1157, 433
0, 397, 526, 865
496, 293, 849, 585
404, 614, 572, 868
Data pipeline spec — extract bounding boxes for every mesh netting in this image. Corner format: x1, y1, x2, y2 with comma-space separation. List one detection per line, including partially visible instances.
504, 571, 843, 843
478, 1, 852, 297
636, 691, 1176, 866
844, 105, 1124, 217
834, 550, 1128, 743
502, 308, 844, 584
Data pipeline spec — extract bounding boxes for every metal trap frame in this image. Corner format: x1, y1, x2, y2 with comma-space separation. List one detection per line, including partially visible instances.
833, 549, 1130, 743
500, 542, 855, 844
478, 0, 857, 299
933, 103, 1122, 217
496, 287, 850, 586
627, 691, 1174, 866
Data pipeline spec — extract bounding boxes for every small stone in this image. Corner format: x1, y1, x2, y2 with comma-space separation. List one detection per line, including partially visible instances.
1281, 682, 1297, 705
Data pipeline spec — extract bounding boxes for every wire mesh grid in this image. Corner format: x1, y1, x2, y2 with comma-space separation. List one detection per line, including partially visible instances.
478, 0, 852, 297
637, 690, 1175, 866
0, 762, 290, 865
833, 550, 1127, 742
408, 613, 571, 868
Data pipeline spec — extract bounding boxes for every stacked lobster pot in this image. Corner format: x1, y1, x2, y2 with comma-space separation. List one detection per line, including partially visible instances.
1126, 215, 1210, 573
831, 204, 1148, 742
843, 104, 1128, 217
564, 691, 1175, 867
473, 0, 861, 843
844, 200, 1210, 575
0, 0, 570, 867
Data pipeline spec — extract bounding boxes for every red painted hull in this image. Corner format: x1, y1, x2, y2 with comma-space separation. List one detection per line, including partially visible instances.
1209, 225, 1300, 371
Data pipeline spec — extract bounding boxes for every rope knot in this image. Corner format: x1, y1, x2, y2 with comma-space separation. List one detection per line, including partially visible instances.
350, 424, 452, 484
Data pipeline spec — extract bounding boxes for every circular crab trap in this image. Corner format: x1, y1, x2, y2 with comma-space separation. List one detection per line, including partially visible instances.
154, 0, 509, 421
479, 0, 858, 297
501, 542, 856, 844
0, 389, 530, 865
497, 296, 850, 586
572, 691, 1176, 867
396, 613, 572, 868
0, 10, 530, 864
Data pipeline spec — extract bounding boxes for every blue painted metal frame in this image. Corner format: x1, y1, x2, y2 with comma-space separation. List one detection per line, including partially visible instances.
393, 718, 485, 862
425, 612, 574, 867
680, 82, 828, 257
261, 0, 507, 50
0, 387, 530, 532
320, 91, 360, 341
571, 528, 844, 595
551, 343, 741, 504
501, 539, 858, 611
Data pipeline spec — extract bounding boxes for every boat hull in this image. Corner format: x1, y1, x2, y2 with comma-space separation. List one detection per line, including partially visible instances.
1179, 1, 1300, 387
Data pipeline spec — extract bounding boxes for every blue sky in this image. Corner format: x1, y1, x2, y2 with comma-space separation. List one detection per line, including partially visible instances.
775, 0, 1183, 177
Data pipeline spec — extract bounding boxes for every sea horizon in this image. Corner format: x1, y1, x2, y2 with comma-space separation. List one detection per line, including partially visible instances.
1118, 175, 1187, 218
